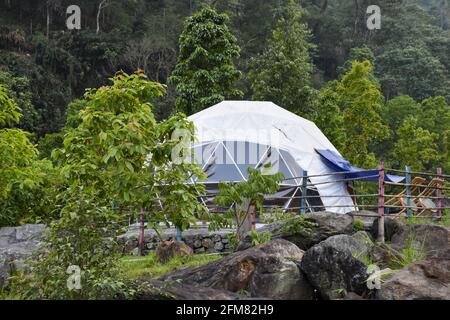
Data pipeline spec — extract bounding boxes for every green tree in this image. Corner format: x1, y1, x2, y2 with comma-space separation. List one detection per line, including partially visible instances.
376, 95, 422, 163
0, 71, 40, 132
0, 85, 55, 226
214, 167, 284, 245
337, 61, 389, 168
392, 116, 439, 171
311, 81, 346, 150
419, 96, 450, 170
248, 0, 316, 115
20, 72, 207, 299
169, 6, 242, 115
377, 46, 450, 101
337, 45, 375, 78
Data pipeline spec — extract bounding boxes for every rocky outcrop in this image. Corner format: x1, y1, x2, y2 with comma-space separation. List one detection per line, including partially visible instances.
117, 227, 233, 255
133, 279, 253, 300
300, 241, 369, 300
0, 224, 47, 287
160, 239, 313, 300
239, 212, 354, 251
377, 249, 450, 300
155, 240, 193, 263
390, 224, 449, 256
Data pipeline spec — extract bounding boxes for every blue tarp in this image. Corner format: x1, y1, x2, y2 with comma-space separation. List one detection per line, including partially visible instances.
316, 149, 404, 183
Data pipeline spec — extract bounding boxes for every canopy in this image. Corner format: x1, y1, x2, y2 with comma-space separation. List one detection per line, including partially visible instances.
188, 101, 356, 213
316, 149, 404, 183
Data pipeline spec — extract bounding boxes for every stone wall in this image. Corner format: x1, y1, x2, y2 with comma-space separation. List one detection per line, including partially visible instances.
117, 227, 234, 255
0, 224, 47, 288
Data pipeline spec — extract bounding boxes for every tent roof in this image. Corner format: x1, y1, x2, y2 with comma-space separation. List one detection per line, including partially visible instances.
188, 101, 339, 156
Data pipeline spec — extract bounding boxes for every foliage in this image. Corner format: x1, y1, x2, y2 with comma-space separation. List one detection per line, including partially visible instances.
311, 81, 346, 150
15, 72, 207, 299
120, 252, 222, 280
261, 209, 297, 224
390, 236, 427, 269
169, 6, 242, 115
377, 45, 450, 101
249, 230, 272, 247
213, 167, 284, 242
0, 71, 39, 132
337, 60, 389, 168
248, 0, 316, 116
0, 86, 57, 226
392, 117, 439, 171
212, 167, 284, 247
281, 215, 317, 236
353, 218, 365, 232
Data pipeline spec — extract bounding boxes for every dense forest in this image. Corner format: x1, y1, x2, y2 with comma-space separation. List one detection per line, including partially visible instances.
0, 0, 450, 300
1, 0, 449, 159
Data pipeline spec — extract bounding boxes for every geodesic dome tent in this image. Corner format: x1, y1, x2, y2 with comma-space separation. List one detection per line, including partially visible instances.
187, 101, 356, 214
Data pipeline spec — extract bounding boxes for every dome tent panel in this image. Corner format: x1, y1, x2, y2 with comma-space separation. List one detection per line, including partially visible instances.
187, 101, 355, 213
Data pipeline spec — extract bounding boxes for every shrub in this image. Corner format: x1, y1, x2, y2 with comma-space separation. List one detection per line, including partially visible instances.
353, 218, 365, 232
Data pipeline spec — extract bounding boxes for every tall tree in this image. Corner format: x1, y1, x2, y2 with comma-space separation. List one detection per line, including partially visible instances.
169, 6, 242, 115
337, 60, 389, 168
248, 0, 316, 116
312, 81, 346, 151
419, 96, 450, 170
392, 116, 439, 171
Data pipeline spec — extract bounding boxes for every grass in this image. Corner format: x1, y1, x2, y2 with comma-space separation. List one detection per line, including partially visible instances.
120, 252, 222, 280
353, 251, 375, 266
401, 210, 450, 228
389, 236, 427, 269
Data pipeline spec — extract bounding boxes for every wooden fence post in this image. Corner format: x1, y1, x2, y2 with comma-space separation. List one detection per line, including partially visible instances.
377, 162, 385, 243
436, 168, 443, 219
405, 166, 412, 219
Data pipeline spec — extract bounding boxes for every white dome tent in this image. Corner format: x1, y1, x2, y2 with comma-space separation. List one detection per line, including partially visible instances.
187, 101, 356, 214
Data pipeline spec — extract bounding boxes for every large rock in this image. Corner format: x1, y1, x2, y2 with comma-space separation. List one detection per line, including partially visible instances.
240, 212, 354, 251
132, 279, 254, 300
390, 224, 449, 256
160, 239, 313, 300
377, 249, 450, 300
369, 243, 403, 269
155, 240, 193, 263
322, 234, 370, 258
0, 224, 47, 288
300, 242, 369, 300
370, 217, 404, 242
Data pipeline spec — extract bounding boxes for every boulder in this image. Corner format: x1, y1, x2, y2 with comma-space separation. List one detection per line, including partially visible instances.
390, 224, 449, 256
132, 279, 255, 300
369, 243, 403, 269
377, 249, 450, 300
0, 224, 47, 288
322, 234, 370, 258
155, 240, 193, 263
240, 212, 354, 251
300, 242, 369, 300
161, 239, 313, 300
352, 231, 374, 249
370, 217, 404, 242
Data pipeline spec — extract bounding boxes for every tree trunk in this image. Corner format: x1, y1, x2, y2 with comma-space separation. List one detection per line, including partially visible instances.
96, 0, 108, 34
